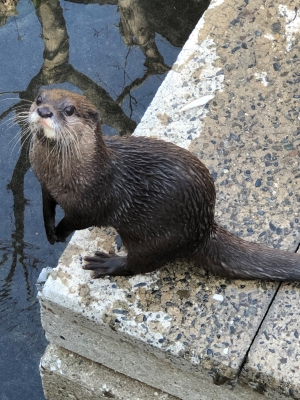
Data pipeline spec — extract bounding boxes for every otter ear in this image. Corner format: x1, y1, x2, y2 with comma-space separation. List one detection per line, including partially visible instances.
88, 110, 100, 123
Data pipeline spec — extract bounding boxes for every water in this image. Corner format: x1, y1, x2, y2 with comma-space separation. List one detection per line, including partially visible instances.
0, 0, 210, 398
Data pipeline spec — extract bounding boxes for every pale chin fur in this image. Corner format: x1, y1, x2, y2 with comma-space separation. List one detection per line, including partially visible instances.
29, 110, 56, 139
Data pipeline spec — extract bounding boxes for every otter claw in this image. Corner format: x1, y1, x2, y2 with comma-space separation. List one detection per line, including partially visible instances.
46, 230, 57, 245
83, 253, 131, 277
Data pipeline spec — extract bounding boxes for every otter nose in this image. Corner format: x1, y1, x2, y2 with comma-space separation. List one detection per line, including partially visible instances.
37, 107, 53, 118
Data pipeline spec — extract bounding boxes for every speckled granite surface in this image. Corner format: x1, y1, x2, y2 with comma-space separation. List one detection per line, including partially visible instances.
189, 0, 300, 254
39, 227, 277, 399
39, 0, 300, 398
240, 278, 300, 399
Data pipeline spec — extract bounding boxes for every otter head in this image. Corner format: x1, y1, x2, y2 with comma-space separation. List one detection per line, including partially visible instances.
29, 89, 100, 141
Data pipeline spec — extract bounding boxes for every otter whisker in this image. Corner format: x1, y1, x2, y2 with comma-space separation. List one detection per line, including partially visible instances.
58, 122, 79, 166
16, 112, 31, 118
57, 122, 69, 173
64, 129, 76, 174
9, 125, 31, 146
4, 115, 29, 130
6, 115, 31, 148
0, 102, 31, 123
64, 124, 82, 161
56, 125, 65, 173
1, 114, 30, 142
0, 93, 32, 102
9, 129, 32, 155
10, 106, 31, 113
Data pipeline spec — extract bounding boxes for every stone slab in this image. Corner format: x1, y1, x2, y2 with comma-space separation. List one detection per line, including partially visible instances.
41, 343, 178, 400
38, 227, 277, 400
41, 344, 275, 400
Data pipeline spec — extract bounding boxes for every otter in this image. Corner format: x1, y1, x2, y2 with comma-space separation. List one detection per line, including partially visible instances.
28, 88, 300, 280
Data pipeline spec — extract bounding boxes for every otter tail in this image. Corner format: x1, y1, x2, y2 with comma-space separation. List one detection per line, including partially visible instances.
202, 224, 300, 281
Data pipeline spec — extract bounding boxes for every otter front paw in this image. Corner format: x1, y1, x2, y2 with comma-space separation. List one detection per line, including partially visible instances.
55, 232, 67, 243
46, 227, 68, 244
55, 224, 73, 243
83, 252, 132, 278
45, 228, 58, 245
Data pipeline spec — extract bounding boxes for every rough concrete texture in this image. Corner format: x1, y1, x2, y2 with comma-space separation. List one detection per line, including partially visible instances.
189, 0, 300, 254
134, 0, 224, 150
41, 344, 281, 400
240, 279, 300, 399
39, 0, 300, 398
39, 227, 277, 399
41, 344, 178, 400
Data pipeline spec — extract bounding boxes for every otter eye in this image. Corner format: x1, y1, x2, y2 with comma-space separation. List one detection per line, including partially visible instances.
64, 105, 75, 116
36, 95, 42, 106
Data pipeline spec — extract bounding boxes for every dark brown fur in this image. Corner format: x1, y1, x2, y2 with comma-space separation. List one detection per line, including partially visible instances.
28, 89, 300, 280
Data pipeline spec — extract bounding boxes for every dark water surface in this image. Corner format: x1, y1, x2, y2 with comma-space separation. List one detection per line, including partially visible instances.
0, 0, 210, 398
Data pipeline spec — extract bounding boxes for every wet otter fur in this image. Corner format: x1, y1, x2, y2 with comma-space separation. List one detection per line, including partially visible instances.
28, 89, 300, 280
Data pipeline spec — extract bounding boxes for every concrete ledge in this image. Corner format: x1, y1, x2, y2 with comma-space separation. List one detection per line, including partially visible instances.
39, 230, 277, 399
38, 0, 300, 398
41, 344, 281, 400
40, 344, 178, 400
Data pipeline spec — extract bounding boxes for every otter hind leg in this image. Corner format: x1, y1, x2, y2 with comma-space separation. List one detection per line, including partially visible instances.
83, 252, 133, 278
